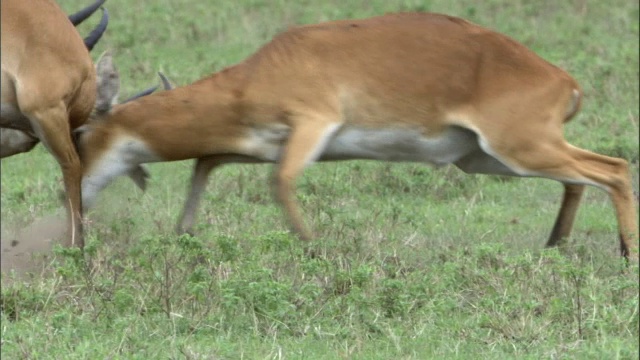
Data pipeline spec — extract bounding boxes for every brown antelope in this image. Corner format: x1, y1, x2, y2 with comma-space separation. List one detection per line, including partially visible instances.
76, 51, 167, 191
1, 0, 109, 247
1, 0, 108, 158
75, 13, 638, 259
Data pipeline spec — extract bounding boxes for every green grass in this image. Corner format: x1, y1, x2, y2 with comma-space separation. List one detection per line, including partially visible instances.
1, 0, 639, 358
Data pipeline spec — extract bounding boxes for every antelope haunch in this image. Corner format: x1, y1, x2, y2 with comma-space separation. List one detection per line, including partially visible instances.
77, 13, 638, 259
1, 0, 108, 158
1, 0, 106, 247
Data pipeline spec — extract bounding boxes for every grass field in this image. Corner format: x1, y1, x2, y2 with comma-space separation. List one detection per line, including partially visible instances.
1, 0, 639, 358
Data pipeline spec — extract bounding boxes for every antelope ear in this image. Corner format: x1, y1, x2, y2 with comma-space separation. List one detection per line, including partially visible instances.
95, 49, 121, 114
128, 165, 150, 191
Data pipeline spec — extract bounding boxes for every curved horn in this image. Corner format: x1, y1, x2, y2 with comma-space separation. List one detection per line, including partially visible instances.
120, 72, 174, 103
83, 7, 109, 51
68, 0, 107, 25
121, 86, 159, 104
158, 72, 174, 90
117, 73, 175, 104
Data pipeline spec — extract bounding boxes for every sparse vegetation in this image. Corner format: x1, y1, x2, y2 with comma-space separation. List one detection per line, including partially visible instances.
1, 0, 638, 358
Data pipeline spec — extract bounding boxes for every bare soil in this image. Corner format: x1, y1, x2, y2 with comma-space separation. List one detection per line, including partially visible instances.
1, 213, 66, 281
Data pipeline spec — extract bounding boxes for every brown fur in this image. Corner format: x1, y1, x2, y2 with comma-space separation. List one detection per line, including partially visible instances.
1, 0, 98, 247
81, 13, 638, 259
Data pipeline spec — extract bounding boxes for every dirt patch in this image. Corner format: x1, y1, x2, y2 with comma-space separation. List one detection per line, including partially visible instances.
1, 213, 66, 281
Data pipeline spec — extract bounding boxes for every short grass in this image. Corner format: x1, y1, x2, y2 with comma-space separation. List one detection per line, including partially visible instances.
1, 0, 639, 358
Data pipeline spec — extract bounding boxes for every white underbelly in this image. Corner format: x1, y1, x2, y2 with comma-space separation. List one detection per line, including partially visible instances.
322, 125, 480, 165
242, 124, 484, 166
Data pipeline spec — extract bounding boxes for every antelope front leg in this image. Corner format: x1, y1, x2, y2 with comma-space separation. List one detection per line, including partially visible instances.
26, 105, 84, 248
273, 121, 341, 242
176, 156, 225, 235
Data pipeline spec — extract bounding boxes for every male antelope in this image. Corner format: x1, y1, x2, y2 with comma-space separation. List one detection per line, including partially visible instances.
77, 51, 167, 191
1, 0, 108, 247
76, 13, 638, 259
1, 0, 108, 158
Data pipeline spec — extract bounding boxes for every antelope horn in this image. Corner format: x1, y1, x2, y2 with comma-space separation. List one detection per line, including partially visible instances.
121, 85, 159, 104
158, 72, 174, 90
120, 73, 174, 103
68, 0, 106, 25
83, 7, 109, 51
